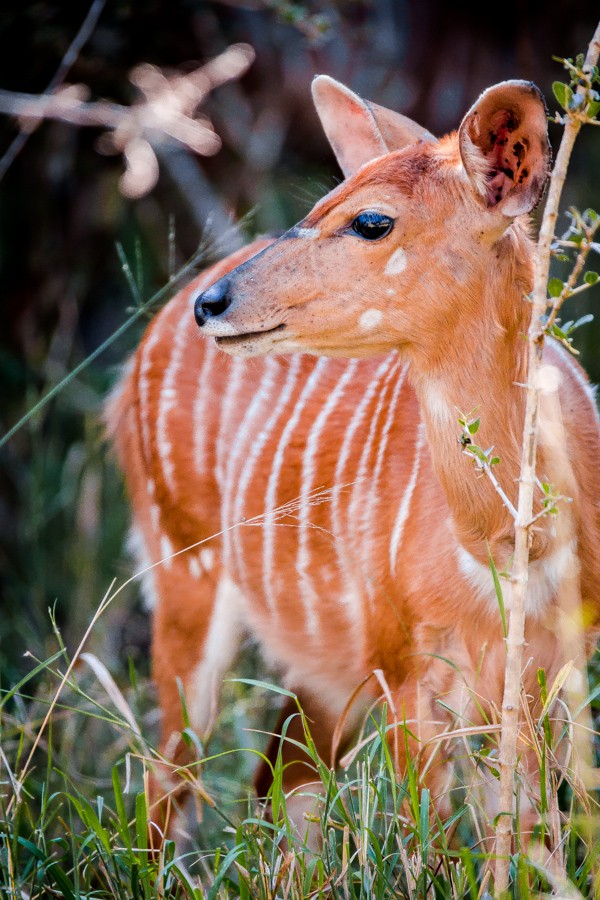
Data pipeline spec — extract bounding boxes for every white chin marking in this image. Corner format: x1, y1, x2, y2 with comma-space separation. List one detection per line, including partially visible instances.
384, 247, 407, 276
200, 318, 237, 337
359, 309, 383, 330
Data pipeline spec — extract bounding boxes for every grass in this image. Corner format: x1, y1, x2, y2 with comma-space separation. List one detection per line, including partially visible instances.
1, 596, 599, 897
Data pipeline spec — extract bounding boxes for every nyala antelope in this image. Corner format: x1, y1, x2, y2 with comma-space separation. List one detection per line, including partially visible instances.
107, 75, 600, 843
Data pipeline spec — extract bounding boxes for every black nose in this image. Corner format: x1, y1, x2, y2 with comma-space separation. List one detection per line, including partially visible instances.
194, 277, 232, 327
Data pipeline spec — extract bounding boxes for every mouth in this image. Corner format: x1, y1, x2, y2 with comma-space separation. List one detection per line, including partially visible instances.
214, 323, 286, 350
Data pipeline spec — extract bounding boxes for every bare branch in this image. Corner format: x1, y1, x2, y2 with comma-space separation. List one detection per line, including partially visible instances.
494, 20, 600, 894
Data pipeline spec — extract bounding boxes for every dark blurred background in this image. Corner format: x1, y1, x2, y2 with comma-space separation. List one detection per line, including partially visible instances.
1, 0, 599, 684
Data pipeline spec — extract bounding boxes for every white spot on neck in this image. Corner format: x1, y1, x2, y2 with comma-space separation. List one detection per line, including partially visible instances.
384, 246, 407, 276
420, 380, 451, 425
359, 309, 383, 330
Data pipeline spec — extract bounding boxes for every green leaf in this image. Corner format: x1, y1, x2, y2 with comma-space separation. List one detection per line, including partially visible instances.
135, 791, 148, 852
584, 271, 599, 285
552, 81, 573, 110
467, 417, 480, 434
587, 100, 600, 119
548, 277, 563, 298
468, 444, 487, 463
487, 545, 507, 638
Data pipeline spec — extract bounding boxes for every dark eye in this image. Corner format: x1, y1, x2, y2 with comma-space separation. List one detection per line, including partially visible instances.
351, 211, 394, 240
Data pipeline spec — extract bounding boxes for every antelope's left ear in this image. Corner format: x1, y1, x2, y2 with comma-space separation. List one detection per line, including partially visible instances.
459, 80, 551, 217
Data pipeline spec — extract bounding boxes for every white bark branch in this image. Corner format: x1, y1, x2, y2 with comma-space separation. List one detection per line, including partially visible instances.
494, 21, 600, 895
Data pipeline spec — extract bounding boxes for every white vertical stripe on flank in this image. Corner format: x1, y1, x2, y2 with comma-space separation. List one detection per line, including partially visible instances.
221, 357, 279, 570
297, 360, 358, 635
263, 357, 328, 614
187, 576, 242, 735
156, 305, 193, 494
193, 338, 217, 476
361, 363, 408, 572
389, 421, 425, 574
348, 358, 402, 549
331, 353, 397, 548
139, 319, 167, 461
215, 356, 246, 491
330, 353, 396, 633
233, 356, 302, 593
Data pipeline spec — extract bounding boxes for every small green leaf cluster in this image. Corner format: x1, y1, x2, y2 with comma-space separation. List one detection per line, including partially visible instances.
457, 412, 500, 468
539, 480, 561, 517
544, 313, 594, 353
552, 55, 600, 118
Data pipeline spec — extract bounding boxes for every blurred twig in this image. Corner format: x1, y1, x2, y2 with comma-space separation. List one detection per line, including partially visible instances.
0, 43, 255, 197
0, 0, 107, 182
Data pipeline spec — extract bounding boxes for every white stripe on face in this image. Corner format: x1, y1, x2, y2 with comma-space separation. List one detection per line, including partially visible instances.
384, 246, 407, 276
294, 226, 321, 239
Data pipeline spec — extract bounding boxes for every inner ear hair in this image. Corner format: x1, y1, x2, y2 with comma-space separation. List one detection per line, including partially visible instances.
459, 81, 551, 218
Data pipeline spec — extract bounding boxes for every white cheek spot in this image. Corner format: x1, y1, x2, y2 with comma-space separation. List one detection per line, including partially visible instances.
200, 548, 215, 571
384, 247, 407, 276
295, 227, 320, 239
386, 288, 396, 296
359, 309, 383, 330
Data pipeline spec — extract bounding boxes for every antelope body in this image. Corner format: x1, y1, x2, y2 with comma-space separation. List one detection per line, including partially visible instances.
107, 75, 600, 839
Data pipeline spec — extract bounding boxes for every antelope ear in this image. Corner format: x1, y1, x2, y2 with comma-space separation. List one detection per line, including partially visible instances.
312, 75, 436, 178
459, 80, 551, 217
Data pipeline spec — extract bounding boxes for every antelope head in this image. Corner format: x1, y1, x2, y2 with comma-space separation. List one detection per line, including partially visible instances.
194, 75, 550, 365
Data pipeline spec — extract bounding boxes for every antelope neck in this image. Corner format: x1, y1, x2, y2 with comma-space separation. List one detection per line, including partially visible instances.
409, 259, 531, 562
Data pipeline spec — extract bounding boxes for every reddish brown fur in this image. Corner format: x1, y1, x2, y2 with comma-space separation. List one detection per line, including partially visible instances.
107, 79, 600, 842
